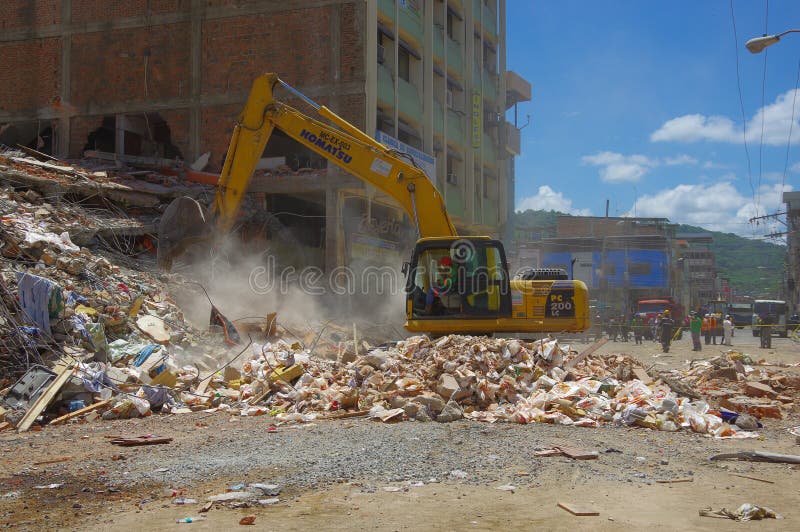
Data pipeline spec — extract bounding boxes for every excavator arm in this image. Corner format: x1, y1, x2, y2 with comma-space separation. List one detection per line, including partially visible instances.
217, 73, 456, 237
159, 73, 455, 269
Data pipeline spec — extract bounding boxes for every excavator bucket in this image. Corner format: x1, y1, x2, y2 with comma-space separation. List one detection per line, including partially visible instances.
157, 196, 213, 271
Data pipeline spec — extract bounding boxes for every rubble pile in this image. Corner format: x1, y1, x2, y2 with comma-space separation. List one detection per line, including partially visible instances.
652, 351, 799, 422
223, 334, 764, 438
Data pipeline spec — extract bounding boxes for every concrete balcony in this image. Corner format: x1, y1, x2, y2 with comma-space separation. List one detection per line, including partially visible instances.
434, 26, 445, 61
505, 70, 531, 109
501, 121, 521, 155
482, 199, 498, 226
483, 74, 498, 103
377, 63, 395, 109
378, 0, 423, 47
434, 99, 444, 135
446, 182, 465, 218
481, 132, 497, 168
482, 4, 498, 41
447, 38, 464, 74
398, 77, 422, 123
447, 108, 465, 146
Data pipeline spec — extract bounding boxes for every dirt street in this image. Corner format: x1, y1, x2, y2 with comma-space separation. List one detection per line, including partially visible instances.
1, 330, 798, 531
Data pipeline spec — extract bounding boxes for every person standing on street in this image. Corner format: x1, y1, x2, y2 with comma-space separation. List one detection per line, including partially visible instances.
722, 315, 733, 346
703, 314, 711, 345
632, 313, 644, 345
690, 311, 702, 351
660, 309, 675, 352
760, 313, 774, 349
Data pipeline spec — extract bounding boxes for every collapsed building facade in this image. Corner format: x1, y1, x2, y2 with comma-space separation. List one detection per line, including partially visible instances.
0, 0, 529, 272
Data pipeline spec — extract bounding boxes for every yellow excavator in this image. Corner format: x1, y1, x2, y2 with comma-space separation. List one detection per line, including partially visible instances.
158, 74, 590, 335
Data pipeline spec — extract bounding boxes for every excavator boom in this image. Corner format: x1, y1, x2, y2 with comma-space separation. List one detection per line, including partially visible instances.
158, 73, 455, 269
216, 74, 455, 238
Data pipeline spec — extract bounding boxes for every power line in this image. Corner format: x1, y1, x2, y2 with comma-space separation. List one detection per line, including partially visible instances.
781, 61, 800, 192
729, 0, 758, 220
756, 0, 770, 213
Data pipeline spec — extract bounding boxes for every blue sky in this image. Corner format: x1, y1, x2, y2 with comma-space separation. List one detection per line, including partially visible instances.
506, 0, 799, 238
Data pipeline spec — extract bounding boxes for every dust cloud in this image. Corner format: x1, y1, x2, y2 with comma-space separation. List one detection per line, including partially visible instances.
165, 233, 408, 341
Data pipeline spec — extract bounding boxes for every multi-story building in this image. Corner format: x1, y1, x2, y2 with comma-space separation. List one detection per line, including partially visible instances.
674, 232, 716, 308
0, 0, 529, 271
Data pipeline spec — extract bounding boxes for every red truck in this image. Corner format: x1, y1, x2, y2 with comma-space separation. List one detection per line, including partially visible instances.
636, 297, 684, 324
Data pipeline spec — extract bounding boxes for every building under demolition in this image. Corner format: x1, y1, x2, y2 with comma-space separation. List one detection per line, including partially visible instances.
0, 0, 529, 272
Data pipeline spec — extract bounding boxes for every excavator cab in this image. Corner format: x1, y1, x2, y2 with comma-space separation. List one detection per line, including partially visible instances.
405, 236, 591, 335
405, 237, 513, 333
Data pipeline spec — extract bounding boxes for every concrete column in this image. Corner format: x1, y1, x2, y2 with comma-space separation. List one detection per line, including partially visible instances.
325, 185, 340, 271
422, 0, 434, 161
464, 0, 475, 224
365, 0, 378, 136
498, 0, 509, 234
57, 0, 72, 158
393, 0, 399, 138
188, 2, 203, 162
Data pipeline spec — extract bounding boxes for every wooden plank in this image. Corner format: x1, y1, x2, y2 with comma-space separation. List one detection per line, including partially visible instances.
564, 338, 607, 369
49, 399, 112, 425
655, 477, 694, 484
10, 156, 75, 175
15, 144, 59, 162
16, 363, 74, 433
729, 473, 775, 484
533, 449, 563, 457
557, 502, 599, 516
246, 388, 271, 406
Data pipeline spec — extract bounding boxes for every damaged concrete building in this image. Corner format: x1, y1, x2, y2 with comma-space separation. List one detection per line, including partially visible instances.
1, 0, 529, 272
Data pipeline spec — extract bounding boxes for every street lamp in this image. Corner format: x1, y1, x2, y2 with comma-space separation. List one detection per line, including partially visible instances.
745, 30, 800, 53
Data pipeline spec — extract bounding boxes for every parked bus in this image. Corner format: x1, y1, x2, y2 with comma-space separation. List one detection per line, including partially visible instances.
751, 299, 788, 337
727, 303, 753, 329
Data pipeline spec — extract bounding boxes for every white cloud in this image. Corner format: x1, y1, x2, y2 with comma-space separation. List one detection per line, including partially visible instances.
651, 89, 800, 145
516, 185, 592, 215
664, 154, 698, 166
581, 151, 658, 183
791, 161, 800, 173
703, 160, 731, 170
629, 181, 793, 236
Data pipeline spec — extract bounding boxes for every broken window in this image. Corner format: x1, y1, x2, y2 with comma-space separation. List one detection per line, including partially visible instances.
0, 121, 55, 154
83, 113, 182, 160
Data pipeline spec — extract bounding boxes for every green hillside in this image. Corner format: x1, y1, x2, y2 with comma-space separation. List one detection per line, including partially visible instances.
675, 224, 785, 298
512, 210, 786, 298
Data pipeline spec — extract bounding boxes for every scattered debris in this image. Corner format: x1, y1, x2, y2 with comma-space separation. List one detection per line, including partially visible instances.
709, 451, 800, 464
109, 435, 173, 446
699, 503, 782, 521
